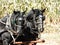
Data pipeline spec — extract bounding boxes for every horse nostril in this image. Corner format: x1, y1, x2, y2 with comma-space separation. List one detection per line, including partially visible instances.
40, 28, 44, 33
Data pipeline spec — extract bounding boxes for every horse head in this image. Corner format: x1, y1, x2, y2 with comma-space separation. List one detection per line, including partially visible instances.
11, 10, 26, 35
26, 8, 45, 34
32, 8, 45, 33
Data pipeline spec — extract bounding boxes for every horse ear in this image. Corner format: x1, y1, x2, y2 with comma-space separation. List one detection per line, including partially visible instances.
42, 9, 45, 13
13, 10, 17, 14
32, 8, 35, 12
22, 8, 27, 15
22, 11, 26, 15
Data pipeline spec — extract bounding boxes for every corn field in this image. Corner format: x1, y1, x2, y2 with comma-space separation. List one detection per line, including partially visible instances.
0, 0, 60, 33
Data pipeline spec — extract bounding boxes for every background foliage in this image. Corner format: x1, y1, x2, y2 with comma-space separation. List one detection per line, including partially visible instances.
0, 0, 60, 33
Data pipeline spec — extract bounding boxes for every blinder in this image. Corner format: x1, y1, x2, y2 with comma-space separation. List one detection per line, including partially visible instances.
18, 17, 23, 21
38, 15, 45, 21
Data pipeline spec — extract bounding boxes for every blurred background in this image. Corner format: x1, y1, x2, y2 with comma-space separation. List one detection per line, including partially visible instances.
0, 0, 60, 45
0, 0, 60, 33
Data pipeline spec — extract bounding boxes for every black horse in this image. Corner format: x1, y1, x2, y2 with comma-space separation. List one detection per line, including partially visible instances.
25, 8, 45, 40
0, 10, 26, 45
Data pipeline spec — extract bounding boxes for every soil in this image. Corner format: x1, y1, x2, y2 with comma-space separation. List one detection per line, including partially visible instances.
36, 32, 60, 45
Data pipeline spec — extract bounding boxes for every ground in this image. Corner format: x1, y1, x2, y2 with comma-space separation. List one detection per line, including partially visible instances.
36, 32, 60, 45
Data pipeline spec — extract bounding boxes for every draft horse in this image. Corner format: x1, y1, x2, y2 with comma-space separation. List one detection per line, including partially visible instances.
26, 8, 45, 35
0, 10, 26, 45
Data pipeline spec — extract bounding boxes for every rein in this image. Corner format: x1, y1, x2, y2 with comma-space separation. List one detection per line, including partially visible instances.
0, 19, 22, 43
0, 20, 22, 34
